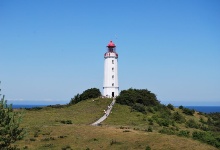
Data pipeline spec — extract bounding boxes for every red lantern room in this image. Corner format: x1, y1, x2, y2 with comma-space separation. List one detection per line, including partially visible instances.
107, 41, 116, 52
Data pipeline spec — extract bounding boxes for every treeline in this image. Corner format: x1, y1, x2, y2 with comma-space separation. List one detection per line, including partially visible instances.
69, 88, 101, 105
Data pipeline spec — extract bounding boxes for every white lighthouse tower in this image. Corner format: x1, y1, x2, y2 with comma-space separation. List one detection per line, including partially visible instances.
103, 41, 119, 98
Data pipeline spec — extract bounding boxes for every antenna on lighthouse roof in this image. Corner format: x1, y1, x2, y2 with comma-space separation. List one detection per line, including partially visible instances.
115, 34, 118, 46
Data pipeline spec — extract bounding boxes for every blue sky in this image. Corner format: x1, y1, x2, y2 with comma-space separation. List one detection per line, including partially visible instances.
0, 0, 219, 106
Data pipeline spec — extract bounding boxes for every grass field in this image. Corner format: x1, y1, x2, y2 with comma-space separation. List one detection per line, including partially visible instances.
14, 98, 218, 150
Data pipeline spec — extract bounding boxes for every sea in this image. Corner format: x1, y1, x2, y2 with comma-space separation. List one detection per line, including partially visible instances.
183, 106, 220, 114
12, 105, 220, 114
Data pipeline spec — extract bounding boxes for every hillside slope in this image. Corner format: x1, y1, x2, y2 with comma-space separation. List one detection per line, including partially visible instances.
15, 98, 218, 150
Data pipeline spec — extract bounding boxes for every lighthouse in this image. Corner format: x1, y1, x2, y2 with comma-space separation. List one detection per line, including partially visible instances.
103, 41, 119, 98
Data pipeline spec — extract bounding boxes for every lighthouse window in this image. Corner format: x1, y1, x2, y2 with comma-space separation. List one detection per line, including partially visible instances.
112, 60, 114, 64
112, 75, 114, 79
112, 83, 114, 86
112, 67, 114, 71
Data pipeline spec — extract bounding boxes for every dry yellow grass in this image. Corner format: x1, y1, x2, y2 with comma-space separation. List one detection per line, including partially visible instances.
16, 125, 218, 150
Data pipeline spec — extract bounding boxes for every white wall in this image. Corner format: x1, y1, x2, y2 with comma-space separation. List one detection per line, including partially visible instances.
103, 52, 119, 97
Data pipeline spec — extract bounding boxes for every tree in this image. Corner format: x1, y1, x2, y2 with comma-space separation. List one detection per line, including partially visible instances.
0, 83, 24, 149
167, 104, 174, 110
69, 88, 101, 105
116, 88, 160, 107
80, 88, 101, 100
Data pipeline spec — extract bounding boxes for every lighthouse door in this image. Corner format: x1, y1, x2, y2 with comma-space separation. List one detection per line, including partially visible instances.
112, 92, 114, 97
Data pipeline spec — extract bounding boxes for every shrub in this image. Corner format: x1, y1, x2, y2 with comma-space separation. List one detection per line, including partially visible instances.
148, 118, 154, 125
157, 119, 170, 127
179, 105, 183, 109
159, 127, 175, 135
192, 131, 220, 148
47, 104, 66, 108
60, 120, 73, 124
145, 145, 151, 150
41, 137, 50, 141
58, 135, 67, 138
186, 119, 199, 129
110, 139, 119, 145
116, 88, 160, 107
167, 103, 174, 110
69, 88, 101, 104
61, 145, 72, 150
132, 103, 146, 113
29, 138, 36, 141
123, 130, 130, 132
172, 112, 186, 123
147, 107, 154, 113
42, 144, 54, 148
25, 107, 43, 111
178, 130, 190, 137
182, 108, 195, 116
147, 126, 153, 132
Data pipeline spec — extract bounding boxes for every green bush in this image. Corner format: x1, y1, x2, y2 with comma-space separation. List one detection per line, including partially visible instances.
182, 108, 195, 116
147, 107, 154, 113
172, 112, 186, 123
29, 138, 36, 141
148, 118, 154, 125
69, 88, 101, 104
116, 88, 160, 107
61, 145, 72, 150
179, 105, 183, 109
42, 144, 54, 148
192, 131, 220, 148
185, 119, 199, 129
167, 103, 174, 110
147, 126, 153, 132
178, 130, 190, 137
132, 103, 146, 113
157, 119, 170, 127
60, 120, 73, 124
145, 145, 151, 150
110, 139, 121, 145
159, 127, 175, 135
25, 107, 43, 111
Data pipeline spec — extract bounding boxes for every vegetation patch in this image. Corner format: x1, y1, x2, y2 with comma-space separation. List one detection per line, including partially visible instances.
69, 88, 101, 105
123, 130, 131, 132
159, 127, 176, 135
182, 107, 195, 116
110, 139, 122, 145
60, 120, 73, 124
177, 130, 190, 137
42, 143, 54, 148
0, 87, 25, 149
145, 145, 151, 150
192, 131, 220, 148
61, 145, 72, 150
25, 107, 43, 111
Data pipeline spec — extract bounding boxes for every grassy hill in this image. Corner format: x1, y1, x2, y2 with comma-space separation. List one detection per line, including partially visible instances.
14, 98, 219, 150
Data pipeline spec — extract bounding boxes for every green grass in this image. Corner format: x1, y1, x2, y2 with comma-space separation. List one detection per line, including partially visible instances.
14, 98, 219, 150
